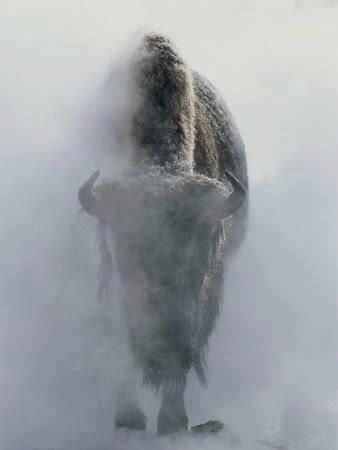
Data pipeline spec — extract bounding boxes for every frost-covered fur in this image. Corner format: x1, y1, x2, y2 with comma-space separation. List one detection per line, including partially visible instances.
127, 34, 248, 253
129, 34, 195, 170
80, 32, 248, 434
95, 34, 248, 388
94, 166, 237, 387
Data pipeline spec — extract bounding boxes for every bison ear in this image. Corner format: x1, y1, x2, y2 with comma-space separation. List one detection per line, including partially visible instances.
195, 171, 247, 224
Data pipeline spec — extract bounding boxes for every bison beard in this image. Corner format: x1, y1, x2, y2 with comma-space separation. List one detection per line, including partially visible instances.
79, 33, 248, 435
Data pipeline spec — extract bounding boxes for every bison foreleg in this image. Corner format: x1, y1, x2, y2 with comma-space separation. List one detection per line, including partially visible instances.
114, 372, 147, 431
157, 377, 188, 435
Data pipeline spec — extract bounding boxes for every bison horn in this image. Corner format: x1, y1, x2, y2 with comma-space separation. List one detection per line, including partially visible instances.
78, 170, 100, 218
223, 170, 247, 218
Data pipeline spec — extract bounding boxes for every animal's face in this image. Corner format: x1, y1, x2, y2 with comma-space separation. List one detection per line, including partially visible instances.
106, 176, 204, 298
79, 167, 246, 300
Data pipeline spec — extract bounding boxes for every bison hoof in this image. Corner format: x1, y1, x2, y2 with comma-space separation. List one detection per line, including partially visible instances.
191, 420, 224, 435
157, 411, 188, 436
114, 406, 147, 431
191, 421, 240, 446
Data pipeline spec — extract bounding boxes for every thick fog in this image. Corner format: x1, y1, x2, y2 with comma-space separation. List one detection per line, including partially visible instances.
1, 1, 338, 449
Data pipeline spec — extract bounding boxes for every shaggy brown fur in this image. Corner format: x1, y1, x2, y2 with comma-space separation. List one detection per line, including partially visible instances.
79, 32, 248, 435
129, 34, 195, 170
129, 34, 248, 252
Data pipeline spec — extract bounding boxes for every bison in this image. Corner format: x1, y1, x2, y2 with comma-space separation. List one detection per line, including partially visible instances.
78, 33, 248, 435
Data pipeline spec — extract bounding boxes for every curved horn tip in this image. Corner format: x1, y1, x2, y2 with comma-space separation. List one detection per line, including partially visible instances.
224, 169, 244, 185
225, 170, 246, 193
221, 170, 247, 219
78, 170, 100, 218
87, 170, 100, 185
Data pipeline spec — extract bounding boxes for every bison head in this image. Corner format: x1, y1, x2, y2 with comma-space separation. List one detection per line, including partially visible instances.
78, 166, 246, 382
